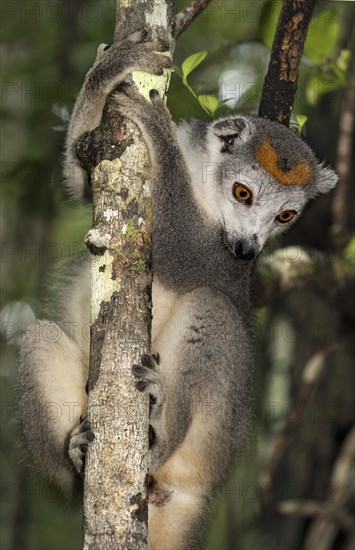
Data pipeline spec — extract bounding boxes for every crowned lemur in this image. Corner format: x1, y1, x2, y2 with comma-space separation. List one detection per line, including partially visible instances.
18, 31, 338, 549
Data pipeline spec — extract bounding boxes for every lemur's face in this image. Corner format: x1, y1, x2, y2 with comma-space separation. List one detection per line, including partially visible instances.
200, 116, 338, 261
217, 165, 309, 260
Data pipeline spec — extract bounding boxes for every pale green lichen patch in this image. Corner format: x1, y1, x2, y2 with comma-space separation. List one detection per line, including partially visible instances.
112, 218, 151, 279
91, 158, 123, 193
133, 69, 171, 100
91, 250, 122, 322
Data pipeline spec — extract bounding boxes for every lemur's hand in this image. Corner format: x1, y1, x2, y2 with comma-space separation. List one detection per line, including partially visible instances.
68, 418, 95, 476
84, 30, 172, 100
112, 85, 174, 150
132, 353, 165, 416
133, 353, 165, 450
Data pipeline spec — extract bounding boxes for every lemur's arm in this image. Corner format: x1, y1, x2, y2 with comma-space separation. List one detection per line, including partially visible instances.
112, 87, 211, 289
64, 30, 171, 198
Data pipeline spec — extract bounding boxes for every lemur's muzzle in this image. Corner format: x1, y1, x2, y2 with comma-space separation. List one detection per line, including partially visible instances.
234, 238, 258, 261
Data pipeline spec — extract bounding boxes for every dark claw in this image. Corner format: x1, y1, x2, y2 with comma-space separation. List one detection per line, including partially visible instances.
132, 364, 145, 376
145, 473, 155, 489
103, 44, 111, 51
86, 430, 95, 442
152, 353, 160, 364
81, 418, 91, 430
152, 67, 164, 76
80, 444, 88, 454
140, 28, 149, 40
118, 81, 129, 91
149, 394, 157, 405
160, 56, 173, 68
149, 394, 157, 415
149, 89, 160, 102
156, 39, 170, 52
149, 425, 156, 447
126, 28, 148, 44
141, 354, 155, 368
136, 380, 148, 392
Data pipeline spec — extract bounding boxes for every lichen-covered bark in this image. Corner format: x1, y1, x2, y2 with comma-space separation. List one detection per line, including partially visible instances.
80, 1, 176, 549
259, 0, 316, 125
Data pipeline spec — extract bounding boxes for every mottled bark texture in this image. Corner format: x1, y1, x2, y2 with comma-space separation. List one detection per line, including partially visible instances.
79, 1, 176, 549
259, 0, 316, 125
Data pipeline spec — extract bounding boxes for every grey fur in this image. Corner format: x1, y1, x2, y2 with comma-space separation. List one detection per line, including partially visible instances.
18, 32, 338, 549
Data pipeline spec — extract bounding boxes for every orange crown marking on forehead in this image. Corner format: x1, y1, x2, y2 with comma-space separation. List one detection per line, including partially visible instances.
256, 136, 313, 185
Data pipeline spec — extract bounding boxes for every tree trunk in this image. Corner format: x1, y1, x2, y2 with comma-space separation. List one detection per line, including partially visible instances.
80, 1, 176, 549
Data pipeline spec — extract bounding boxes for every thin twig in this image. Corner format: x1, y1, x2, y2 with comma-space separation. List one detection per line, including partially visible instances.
175, 0, 213, 37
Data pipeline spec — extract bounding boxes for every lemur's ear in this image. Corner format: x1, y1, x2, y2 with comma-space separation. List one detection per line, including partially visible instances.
315, 163, 338, 195
212, 117, 254, 153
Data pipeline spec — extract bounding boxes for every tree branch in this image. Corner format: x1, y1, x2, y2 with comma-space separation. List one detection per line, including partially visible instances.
80, 1, 175, 548
259, 0, 316, 125
175, 0, 213, 37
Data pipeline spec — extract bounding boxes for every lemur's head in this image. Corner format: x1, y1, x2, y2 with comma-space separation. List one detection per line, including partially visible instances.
195, 116, 338, 261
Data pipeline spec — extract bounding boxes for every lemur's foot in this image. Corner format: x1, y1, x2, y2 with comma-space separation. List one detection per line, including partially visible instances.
132, 353, 165, 413
68, 418, 95, 476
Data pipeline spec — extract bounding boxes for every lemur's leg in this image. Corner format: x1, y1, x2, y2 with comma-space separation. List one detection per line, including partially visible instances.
18, 320, 89, 493
138, 287, 252, 549
65, 30, 171, 198
148, 420, 210, 550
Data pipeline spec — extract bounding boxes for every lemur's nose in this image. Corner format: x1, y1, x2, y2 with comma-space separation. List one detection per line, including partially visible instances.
235, 240, 257, 261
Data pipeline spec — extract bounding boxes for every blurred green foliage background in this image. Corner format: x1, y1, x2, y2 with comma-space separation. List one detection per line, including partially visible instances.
1, 1, 354, 549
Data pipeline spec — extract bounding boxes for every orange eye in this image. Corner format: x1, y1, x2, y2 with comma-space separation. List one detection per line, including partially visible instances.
234, 183, 252, 204
276, 210, 296, 223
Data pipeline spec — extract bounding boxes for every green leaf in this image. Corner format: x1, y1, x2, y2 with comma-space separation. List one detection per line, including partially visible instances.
181, 51, 208, 82
197, 94, 219, 115
296, 115, 308, 134
304, 8, 340, 64
291, 115, 308, 136
336, 49, 351, 73
344, 237, 355, 267
217, 98, 233, 107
